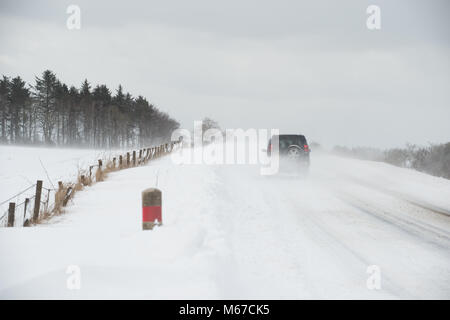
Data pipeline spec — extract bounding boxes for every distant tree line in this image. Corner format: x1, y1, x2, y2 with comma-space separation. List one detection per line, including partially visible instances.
333, 143, 450, 179
0, 70, 179, 148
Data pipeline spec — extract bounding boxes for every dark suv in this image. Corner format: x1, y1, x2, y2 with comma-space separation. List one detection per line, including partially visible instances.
267, 134, 310, 173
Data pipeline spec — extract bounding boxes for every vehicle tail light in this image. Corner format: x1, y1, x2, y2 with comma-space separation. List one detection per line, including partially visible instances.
269, 144, 272, 152
304, 144, 309, 152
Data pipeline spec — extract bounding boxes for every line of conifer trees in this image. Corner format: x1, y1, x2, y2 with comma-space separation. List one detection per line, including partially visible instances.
0, 70, 179, 148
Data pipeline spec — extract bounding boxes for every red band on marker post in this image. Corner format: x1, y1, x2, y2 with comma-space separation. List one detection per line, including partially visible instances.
142, 206, 162, 223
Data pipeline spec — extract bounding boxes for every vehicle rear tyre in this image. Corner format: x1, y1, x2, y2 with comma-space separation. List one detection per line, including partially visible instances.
287, 146, 302, 159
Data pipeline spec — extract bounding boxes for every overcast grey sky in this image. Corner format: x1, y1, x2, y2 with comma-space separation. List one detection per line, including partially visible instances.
1, 0, 449, 148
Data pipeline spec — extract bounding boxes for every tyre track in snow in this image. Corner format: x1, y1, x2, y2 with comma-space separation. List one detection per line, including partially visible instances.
342, 174, 450, 218
283, 182, 450, 298
297, 171, 450, 298
215, 166, 315, 298
279, 183, 408, 298
404, 200, 450, 218
329, 183, 450, 249
216, 166, 399, 298
336, 192, 450, 248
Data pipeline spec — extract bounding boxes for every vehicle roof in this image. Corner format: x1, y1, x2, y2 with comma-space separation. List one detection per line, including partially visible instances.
271, 134, 306, 138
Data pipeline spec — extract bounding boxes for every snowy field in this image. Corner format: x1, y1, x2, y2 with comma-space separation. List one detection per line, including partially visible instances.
0, 145, 449, 299
0, 145, 123, 217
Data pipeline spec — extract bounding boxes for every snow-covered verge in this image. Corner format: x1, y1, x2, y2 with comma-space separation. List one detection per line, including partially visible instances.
0, 146, 449, 299
0, 145, 123, 219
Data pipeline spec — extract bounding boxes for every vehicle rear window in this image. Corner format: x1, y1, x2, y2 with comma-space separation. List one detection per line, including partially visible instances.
271, 135, 307, 148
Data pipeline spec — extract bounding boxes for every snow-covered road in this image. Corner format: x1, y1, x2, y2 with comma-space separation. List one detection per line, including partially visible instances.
1, 147, 449, 299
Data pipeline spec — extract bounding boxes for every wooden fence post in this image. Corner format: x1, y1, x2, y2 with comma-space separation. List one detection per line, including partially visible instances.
96, 159, 103, 182
63, 187, 73, 207
119, 155, 123, 168
55, 181, 64, 209
133, 151, 136, 166
23, 198, 30, 227
113, 157, 116, 169
23, 198, 29, 218
7, 202, 15, 227
127, 152, 130, 167
33, 180, 43, 223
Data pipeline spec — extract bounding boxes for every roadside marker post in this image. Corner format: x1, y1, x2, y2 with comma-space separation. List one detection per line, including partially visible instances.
142, 188, 162, 230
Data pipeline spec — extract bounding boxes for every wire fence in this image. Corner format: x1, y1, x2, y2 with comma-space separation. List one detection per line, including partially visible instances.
0, 141, 181, 228
0, 184, 38, 227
